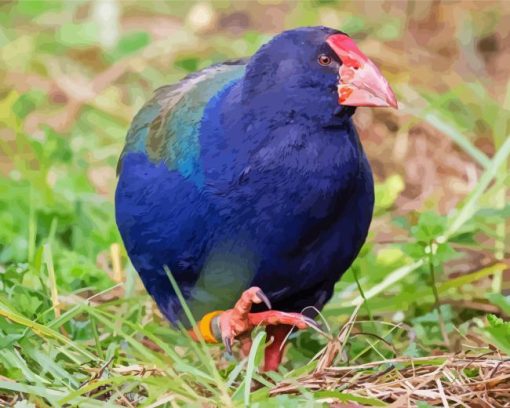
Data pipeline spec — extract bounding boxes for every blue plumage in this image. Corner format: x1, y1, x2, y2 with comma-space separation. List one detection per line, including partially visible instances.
115, 27, 376, 326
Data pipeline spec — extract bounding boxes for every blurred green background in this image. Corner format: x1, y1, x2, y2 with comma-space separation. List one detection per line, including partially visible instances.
0, 1, 509, 406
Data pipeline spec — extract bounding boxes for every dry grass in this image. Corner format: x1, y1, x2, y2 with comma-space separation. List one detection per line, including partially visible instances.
269, 309, 510, 407
271, 354, 510, 407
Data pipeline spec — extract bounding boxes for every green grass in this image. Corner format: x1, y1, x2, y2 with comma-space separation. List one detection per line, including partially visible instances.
1, 1, 509, 406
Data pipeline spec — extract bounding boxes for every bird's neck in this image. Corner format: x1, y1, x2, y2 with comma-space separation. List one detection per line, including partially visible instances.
226, 80, 353, 133
199, 80, 363, 183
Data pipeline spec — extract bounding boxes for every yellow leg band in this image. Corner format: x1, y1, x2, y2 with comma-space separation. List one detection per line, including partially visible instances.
198, 310, 223, 343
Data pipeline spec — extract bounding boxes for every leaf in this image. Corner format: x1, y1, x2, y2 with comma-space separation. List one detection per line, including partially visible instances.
15, 1, 61, 17
475, 205, 510, 220
411, 211, 447, 243
174, 56, 201, 73
487, 293, 510, 316
57, 22, 99, 48
416, 402, 435, 408
413, 305, 454, 324
0, 91, 21, 130
313, 390, 387, 406
108, 31, 150, 60
374, 174, 405, 215
438, 263, 507, 293
403, 342, 422, 358
483, 315, 510, 355
244, 330, 266, 406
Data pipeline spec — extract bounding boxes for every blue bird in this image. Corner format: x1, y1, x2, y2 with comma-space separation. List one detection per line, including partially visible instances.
115, 26, 397, 370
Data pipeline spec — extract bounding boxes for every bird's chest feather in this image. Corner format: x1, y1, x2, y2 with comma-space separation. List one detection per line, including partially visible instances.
201, 118, 371, 259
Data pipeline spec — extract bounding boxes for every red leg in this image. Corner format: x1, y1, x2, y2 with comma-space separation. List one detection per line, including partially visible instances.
264, 325, 292, 371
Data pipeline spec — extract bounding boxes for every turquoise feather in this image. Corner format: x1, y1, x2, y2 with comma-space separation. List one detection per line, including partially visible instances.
117, 61, 246, 182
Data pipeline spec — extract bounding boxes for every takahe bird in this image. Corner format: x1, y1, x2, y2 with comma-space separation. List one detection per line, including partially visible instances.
115, 26, 397, 371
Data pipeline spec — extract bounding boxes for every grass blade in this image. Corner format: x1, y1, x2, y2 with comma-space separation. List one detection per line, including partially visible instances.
447, 134, 510, 238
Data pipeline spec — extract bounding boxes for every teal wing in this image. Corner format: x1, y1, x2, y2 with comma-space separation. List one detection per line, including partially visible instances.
117, 60, 247, 177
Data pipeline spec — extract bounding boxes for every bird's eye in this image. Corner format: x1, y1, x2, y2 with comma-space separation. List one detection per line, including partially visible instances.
318, 54, 332, 66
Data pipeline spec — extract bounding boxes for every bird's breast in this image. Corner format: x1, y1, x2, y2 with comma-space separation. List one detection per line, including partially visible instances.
206, 122, 371, 252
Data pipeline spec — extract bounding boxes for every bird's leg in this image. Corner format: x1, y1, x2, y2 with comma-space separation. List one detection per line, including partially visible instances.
264, 325, 293, 371
211, 286, 317, 357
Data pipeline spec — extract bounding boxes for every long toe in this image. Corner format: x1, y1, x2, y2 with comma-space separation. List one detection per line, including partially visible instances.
248, 310, 317, 329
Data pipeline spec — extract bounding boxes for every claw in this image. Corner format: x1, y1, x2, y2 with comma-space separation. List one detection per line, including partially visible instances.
302, 317, 329, 337
303, 317, 320, 329
223, 336, 232, 355
256, 289, 272, 310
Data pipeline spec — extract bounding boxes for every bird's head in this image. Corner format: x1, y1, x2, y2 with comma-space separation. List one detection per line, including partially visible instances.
243, 26, 397, 119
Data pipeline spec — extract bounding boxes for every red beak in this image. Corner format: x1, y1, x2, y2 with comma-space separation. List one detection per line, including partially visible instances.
326, 34, 398, 109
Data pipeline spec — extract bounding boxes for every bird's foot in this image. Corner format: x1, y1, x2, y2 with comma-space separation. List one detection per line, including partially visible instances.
212, 286, 318, 358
